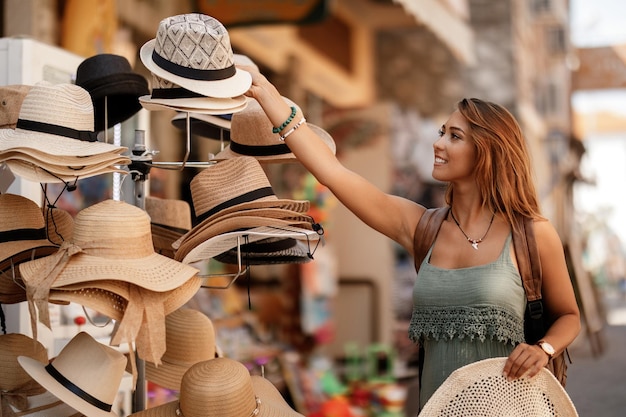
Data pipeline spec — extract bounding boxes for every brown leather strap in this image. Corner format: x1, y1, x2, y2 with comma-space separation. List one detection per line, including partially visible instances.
413, 207, 450, 273
511, 214, 542, 302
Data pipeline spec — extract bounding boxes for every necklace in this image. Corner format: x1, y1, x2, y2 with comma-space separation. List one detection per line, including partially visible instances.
450, 209, 495, 250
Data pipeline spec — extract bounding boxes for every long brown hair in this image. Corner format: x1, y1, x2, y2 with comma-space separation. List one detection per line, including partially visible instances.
445, 98, 543, 229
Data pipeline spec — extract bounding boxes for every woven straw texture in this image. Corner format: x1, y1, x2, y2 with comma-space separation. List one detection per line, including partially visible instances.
0, 84, 31, 129
0, 83, 127, 156
129, 357, 303, 417
0, 333, 48, 391
418, 357, 578, 417
145, 308, 217, 390
140, 13, 251, 98
213, 97, 336, 163
18, 332, 126, 417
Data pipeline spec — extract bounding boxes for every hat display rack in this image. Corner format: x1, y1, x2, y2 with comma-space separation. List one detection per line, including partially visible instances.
0, 12, 332, 417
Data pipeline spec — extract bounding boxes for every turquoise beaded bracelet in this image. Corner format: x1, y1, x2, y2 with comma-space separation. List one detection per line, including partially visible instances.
272, 106, 297, 134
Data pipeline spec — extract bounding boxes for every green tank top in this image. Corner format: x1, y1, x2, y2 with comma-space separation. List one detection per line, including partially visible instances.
408, 233, 526, 409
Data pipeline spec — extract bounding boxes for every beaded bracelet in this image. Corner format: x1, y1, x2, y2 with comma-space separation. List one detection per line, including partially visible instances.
279, 117, 306, 141
272, 106, 297, 134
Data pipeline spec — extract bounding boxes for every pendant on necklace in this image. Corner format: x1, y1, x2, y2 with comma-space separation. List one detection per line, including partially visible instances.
471, 241, 479, 250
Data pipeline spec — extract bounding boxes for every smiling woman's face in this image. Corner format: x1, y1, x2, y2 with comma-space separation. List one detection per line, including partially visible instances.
432, 109, 476, 183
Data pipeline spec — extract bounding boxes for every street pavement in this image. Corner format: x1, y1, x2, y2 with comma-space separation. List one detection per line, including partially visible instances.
566, 290, 626, 417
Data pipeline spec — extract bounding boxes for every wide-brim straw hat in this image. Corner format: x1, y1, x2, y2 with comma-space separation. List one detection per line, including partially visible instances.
0, 83, 128, 156
180, 225, 322, 265
18, 332, 127, 417
0, 147, 129, 166
0, 333, 48, 391
145, 308, 217, 390
19, 199, 198, 292
128, 357, 304, 417
212, 97, 336, 163
0, 193, 60, 273
75, 53, 150, 132
140, 13, 251, 98
0, 84, 31, 129
170, 111, 232, 141
174, 214, 316, 263
418, 357, 579, 417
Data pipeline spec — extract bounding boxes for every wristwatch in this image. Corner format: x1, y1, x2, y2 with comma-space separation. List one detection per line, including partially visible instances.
537, 340, 556, 359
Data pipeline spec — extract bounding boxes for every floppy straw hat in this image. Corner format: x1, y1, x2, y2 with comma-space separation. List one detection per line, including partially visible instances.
0, 84, 31, 129
145, 308, 217, 390
0, 83, 128, 156
212, 98, 336, 163
0, 194, 60, 273
128, 357, 304, 417
75, 53, 150, 132
3, 157, 129, 184
140, 13, 252, 98
18, 199, 199, 343
18, 332, 127, 417
418, 357, 579, 417
170, 111, 232, 141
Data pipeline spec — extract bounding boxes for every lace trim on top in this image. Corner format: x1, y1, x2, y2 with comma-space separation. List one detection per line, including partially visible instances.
408, 304, 525, 346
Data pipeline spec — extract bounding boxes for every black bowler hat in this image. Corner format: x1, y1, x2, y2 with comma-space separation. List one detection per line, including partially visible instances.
75, 54, 149, 132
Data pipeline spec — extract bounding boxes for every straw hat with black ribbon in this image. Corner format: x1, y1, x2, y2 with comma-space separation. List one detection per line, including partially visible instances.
128, 357, 304, 417
139, 74, 248, 114
0, 85, 31, 129
0, 201, 74, 305
75, 53, 150, 132
18, 199, 200, 364
18, 332, 127, 417
418, 357, 579, 417
144, 308, 218, 391
212, 97, 336, 163
139, 13, 251, 99
144, 196, 192, 259
0, 83, 127, 157
0, 333, 83, 417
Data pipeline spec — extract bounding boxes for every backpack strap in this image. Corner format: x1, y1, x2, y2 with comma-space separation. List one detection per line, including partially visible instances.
413, 206, 450, 274
511, 213, 545, 343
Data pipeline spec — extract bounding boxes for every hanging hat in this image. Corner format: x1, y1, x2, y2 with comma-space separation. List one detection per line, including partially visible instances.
140, 13, 252, 99
0, 84, 31, 129
212, 97, 336, 163
0, 333, 82, 417
75, 53, 150, 132
180, 225, 322, 265
139, 74, 248, 114
18, 332, 127, 417
170, 112, 232, 141
144, 196, 192, 259
0, 193, 60, 273
128, 357, 304, 417
18, 199, 199, 346
145, 308, 217, 391
2, 156, 129, 184
0, 83, 127, 156
418, 357, 579, 417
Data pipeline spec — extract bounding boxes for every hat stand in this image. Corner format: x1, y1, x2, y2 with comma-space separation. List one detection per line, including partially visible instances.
197, 235, 250, 290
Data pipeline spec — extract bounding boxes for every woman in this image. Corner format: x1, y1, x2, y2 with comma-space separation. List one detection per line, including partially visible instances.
243, 68, 581, 408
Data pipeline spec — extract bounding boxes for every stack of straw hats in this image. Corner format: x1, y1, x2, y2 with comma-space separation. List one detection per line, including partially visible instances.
172, 156, 324, 265
18, 199, 201, 366
0, 83, 130, 184
139, 13, 252, 115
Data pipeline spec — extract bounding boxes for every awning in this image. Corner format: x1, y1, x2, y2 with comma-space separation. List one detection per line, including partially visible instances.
392, 0, 476, 65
